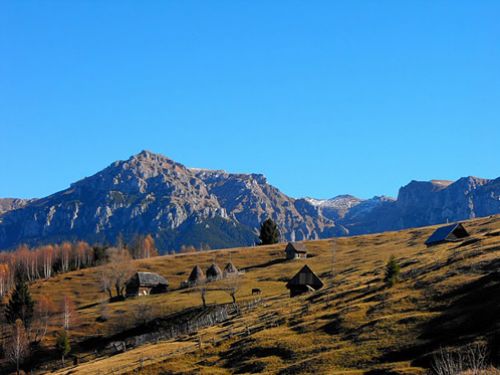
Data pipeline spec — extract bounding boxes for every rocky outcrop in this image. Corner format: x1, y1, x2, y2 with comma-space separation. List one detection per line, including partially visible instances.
0, 198, 34, 215
305, 195, 364, 220
193, 169, 340, 242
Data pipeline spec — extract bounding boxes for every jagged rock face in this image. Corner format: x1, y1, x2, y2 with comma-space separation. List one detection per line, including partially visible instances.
305, 195, 363, 220
0, 151, 338, 251
472, 178, 500, 216
338, 177, 499, 235
0, 151, 237, 251
192, 170, 339, 242
0, 151, 499, 252
0, 198, 34, 215
395, 177, 491, 226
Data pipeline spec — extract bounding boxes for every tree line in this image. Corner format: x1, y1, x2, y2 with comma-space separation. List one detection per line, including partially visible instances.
0, 234, 158, 298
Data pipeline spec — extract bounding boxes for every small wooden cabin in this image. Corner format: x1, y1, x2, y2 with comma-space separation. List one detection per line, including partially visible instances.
425, 223, 470, 246
286, 265, 323, 297
285, 242, 307, 260
126, 272, 168, 297
206, 263, 223, 281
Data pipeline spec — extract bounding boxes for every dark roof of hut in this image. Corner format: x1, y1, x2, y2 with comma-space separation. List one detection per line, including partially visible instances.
188, 265, 205, 282
425, 223, 470, 246
206, 263, 223, 279
224, 262, 238, 274
286, 242, 307, 253
133, 272, 168, 287
286, 265, 323, 290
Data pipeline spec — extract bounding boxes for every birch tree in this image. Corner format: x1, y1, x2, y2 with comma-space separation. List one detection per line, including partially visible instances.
5, 319, 29, 375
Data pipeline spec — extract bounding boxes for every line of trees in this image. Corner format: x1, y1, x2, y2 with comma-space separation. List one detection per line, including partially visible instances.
0, 234, 158, 298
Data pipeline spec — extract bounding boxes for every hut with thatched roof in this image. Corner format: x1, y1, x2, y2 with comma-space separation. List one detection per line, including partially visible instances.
125, 272, 168, 297
286, 265, 323, 297
223, 262, 238, 277
187, 265, 206, 286
206, 263, 223, 281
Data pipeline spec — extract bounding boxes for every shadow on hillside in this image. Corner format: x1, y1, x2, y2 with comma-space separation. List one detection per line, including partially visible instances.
380, 262, 500, 368
241, 258, 288, 272
220, 337, 295, 373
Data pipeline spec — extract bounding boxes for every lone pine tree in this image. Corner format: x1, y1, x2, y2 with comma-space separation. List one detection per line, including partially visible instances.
259, 218, 280, 245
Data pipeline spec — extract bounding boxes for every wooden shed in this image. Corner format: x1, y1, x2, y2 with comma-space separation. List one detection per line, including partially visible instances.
425, 223, 470, 246
125, 272, 168, 297
285, 242, 307, 260
286, 265, 323, 297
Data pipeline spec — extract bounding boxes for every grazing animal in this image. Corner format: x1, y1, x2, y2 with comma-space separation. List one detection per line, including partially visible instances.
252, 288, 262, 295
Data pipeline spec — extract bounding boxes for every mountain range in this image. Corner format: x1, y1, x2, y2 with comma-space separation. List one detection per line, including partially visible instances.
0, 150, 499, 252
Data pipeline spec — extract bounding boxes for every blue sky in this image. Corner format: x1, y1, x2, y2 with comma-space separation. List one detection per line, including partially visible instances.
1, 1, 499, 200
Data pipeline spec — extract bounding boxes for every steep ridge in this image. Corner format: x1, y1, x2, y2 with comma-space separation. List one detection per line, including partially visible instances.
0, 151, 338, 251
0, 151, 499, 252
340, 177, 498, 235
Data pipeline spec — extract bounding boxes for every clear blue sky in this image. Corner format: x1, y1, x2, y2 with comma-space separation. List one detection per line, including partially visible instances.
1, 1, 499, 200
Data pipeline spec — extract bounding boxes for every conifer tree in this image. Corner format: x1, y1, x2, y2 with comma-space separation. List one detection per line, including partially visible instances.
5, 278, 35, 329
258, 218, 280, 245
55, 329, 71, 365
384, 255, 400, 287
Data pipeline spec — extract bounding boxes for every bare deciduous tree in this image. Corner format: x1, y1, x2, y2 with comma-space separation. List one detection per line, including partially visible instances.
431, 343, 489, 375
223, 274, 241, 305
0, 263, 11, 297
99, 248, 136, 299
40, 245, 54, 279
30, 294, 55, 343
61, 295, 77, 331
192, 278, 208, 309
59, 242, 72, 273
129, 234, 158, 259
133, 299, 154, 325
5, 319, 29, 375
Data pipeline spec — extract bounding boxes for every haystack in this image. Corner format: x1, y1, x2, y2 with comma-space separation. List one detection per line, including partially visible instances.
206, 263, 223, 281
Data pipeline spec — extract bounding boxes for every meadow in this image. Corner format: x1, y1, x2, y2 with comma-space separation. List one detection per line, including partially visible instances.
7, 215, 500, 374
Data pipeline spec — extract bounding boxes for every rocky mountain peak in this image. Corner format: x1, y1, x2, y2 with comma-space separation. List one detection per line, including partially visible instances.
0, 151, 499, 252
447, 176, 490, 192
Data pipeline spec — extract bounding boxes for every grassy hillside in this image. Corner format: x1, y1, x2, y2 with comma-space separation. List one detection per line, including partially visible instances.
6, 215, 500, 374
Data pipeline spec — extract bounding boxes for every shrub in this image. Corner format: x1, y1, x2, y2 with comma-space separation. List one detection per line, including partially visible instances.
384, 255, 400, 287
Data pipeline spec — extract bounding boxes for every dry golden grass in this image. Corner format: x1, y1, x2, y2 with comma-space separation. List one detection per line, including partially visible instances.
22, 215, 500, 374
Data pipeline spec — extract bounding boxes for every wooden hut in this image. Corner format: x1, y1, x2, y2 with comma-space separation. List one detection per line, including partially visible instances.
223, 262, 238, 277
425, 223, 470, 246
187, 265, 206, 286
286, 265, 323, 297
285, 242, 307, 260
125, 272, 168, 297
206, 263, 223, 281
